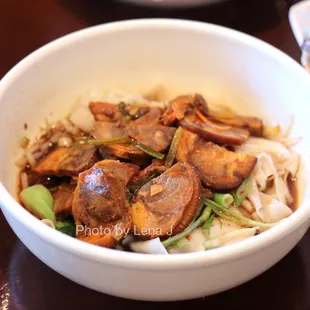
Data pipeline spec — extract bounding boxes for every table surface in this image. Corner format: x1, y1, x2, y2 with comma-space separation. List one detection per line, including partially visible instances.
0, 0, 309, 309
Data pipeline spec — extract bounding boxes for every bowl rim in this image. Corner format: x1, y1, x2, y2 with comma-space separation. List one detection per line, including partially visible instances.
1, 18, 310, 270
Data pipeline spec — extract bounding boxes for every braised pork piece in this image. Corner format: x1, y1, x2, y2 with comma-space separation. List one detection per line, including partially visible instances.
18, 92, 298, 254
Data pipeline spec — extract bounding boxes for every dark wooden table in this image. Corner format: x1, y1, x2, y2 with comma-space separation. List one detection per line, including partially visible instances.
0, 0, 309, 309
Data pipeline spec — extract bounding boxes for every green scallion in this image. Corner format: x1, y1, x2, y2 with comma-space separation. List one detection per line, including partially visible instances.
165, 127, 184, 168
234, 176, 253, 207
213, 193, 234, 208
162, 205, 212, 247
130, 139, 165, 160
77, 135, 165, 160
202, 214, 215, 235
203, 198, 275, 231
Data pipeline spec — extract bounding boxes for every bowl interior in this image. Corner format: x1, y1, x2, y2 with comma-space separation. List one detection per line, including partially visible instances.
0, 20, 310, 221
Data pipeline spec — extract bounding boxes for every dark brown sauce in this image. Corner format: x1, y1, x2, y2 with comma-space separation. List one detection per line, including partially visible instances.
288, 175, 298, 212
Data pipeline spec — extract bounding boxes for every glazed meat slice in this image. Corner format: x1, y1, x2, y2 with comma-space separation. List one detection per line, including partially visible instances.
125, 124, 176, 152
72, 160, 138, 247
180, 114, 250, 146
130, 159, 167, 188
53, 184, 75, 220
133, 107, 163, 125
89, 102, 122, 122
161, 94, 208, 126
132, 162, 201, 239
91, 120, 125, 138
190, 141, 257, 190
175, 129, 199, 163
161, 95, 193, 126
33, 144, 98, 177
209, 115, 263, 137
176, 130, 257, 190
91, 121, 145, 160
192, 93, 208, 116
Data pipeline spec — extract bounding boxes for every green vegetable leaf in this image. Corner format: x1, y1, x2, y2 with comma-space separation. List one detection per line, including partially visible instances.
20, 185, 56, 222
55, 221, 76, 237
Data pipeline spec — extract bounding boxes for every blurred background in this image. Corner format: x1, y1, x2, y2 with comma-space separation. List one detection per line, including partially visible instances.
1, 0, 302, 78
59, 0, 300, 32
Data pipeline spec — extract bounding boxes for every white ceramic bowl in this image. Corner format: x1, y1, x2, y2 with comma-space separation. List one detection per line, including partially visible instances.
0, 19, 310, 302
119, 0, 227, 8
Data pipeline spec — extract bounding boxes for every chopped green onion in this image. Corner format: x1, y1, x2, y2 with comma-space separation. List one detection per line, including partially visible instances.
55, 221, 76, 237
77, 135, 164, 160
165, 127, 184, 168
213, 193, 234, 208
130, 139, 165, 160
234, 176, 253, 207
162, 205, 212, 247
203, 199, 275, 231
20, 185, 56, 222
202, 214, 215, 235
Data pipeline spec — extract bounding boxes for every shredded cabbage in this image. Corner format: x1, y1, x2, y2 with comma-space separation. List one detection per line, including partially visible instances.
259, 193, 292, 223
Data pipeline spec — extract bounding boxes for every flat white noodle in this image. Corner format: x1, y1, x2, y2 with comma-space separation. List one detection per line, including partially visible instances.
229, 205, 252, 218
204, 227, 258, 250
176, 228, 206, 253
283, 150, 300, 177
251, 212, 261, 222
235, 137, 292, 163
253, 153, 275, 191
172, 219, 256, 253
249, 165, 292, 222
247, 177, 268, 222
259, 193, 292, 223
206, 218, 242, 240
274, 174, 294, 205
130, 238, 168, 255
241, 199, 255, 214
276, 137, 302, 148
252, 153, 294, 206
